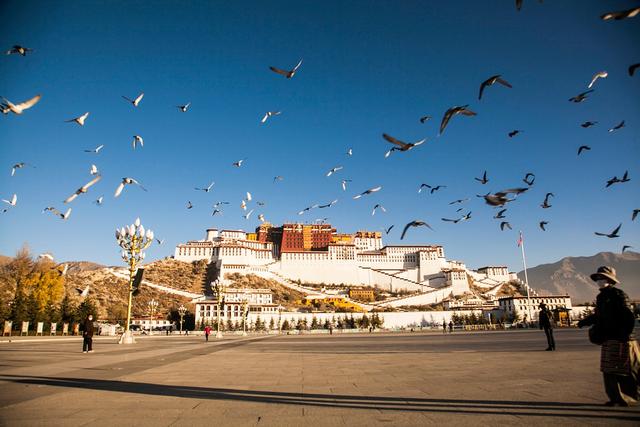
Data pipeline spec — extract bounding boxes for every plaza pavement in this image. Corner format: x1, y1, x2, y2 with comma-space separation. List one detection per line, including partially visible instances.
0, 328, 639, 426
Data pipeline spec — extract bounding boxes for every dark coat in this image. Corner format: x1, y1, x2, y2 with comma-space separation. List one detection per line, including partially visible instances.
539, 308, 553, 329
83, 318, 95, 337
578, 286, 635, 342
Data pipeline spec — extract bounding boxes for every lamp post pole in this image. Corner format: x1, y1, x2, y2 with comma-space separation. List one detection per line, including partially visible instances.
116, 217, 153, 345
147, 299, 158, 335
242, 299, 248, 336
178, 305, 187, 335
214, 280, 225, 339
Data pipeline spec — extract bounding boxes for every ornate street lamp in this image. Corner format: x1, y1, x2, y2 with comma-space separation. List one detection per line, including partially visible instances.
116, 217, 153, 344
178, 304, 187, 335
147, 298, 158, 335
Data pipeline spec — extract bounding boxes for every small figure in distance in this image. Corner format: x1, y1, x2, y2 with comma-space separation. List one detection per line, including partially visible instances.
538, 303, 555, 351
577, 266, 638, 407
448, 320, 453, 334
204, 324, 212, 342
82, 314, 95, 353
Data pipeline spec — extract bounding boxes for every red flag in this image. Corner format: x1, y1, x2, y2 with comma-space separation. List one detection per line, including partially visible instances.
517, 231, 523, 247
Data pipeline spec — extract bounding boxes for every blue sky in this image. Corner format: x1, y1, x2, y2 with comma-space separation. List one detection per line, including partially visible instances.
1, 0, 638, 274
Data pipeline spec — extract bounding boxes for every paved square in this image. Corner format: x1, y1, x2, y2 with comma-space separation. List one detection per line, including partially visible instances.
1, 329, 639, 426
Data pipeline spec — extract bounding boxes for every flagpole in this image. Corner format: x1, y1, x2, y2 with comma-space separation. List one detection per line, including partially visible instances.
518, 230, 532, 325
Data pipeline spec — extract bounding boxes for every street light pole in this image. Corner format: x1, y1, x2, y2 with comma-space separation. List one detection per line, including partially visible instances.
116, 217, 153, 345
242, 299, 248, 336
178, 305, 187, 335
214, 280, 225, 339
147, 299, 158, 335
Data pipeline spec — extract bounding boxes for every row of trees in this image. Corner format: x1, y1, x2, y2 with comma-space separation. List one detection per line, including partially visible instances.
197, 313, 385, 331
0, 248, 100, 330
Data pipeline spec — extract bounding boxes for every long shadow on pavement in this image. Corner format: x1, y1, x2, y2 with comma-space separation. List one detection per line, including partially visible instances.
1, 375, 639, 421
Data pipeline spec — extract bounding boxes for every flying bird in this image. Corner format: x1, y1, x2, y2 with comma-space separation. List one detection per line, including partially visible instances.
245, 192, 252, 201
385, 225, 394, 235
419, 115, 431, 123
508, 130, 522, 138
64, 175, 102, 203
122, 92, 144, 107
298, 204, 318, 215
211, 209, 222, 216
318, 200, 338, 209
523, 173, 535, 186
6, 45, 33, 56
243, 209, 255, 220
186, 201, 193, 209
346, 148, 353, 156
622, 245, 633, 253
195, 182, 215, 192
1, 94, 41, 115
606, 171, 630, 188
475, 171, 489, 184
439, 105, 476, 135
38, 253, 54, 261
114, 177, 147, 197
484, 188, 529, 207
601, 7, 640, 21
273, 176, 284, 183
43, 206, 71, 220
633, 209, 640, 221
429, 185, 446, 194
326, 166, 343, 176
595, 223, 621, 238
76, 285, 90, 298
94, 196, 104, 206
540, 193, 554, 209
341, 179, 352, 191
84, 144, 104, 154
442, 217, 462, 224
261, 111, 281, 123
132, 135, 144, 149
156, 238, 165, 245
500, 222, 512, 231
383, 133, 426, 157
577, 145, 591, 155
11, 162, 34, 177
539, 221, 548, 231
258, 214, 266, 222
2, 194, 17, 206
478, 75, 512, 100
353, 186, 382, 199
269, 59, 303, 79
608, 121, 625, 132
630, 64, 640, 76
65, 112, 89, 126
494, 209, 507, 219
177, 102, 191, 112
240, 200, 247, 211
449, 198, 469, 205
588, 71, 608, 89
400, 221, 433, 240
568, 90, 593, 103
371, 204, 386, 216
418, 184, 431, 194
90, 164, 99, 175
232, 159, 246, 167
581, 121, 597, 128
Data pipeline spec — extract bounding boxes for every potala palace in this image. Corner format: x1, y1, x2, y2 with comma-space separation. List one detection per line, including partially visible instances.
174, 223, 520, 307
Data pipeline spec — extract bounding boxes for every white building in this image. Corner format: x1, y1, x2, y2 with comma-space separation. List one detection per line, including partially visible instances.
174, 226, 520, 302
497, 295, 573, 322
192, 288, 279, 326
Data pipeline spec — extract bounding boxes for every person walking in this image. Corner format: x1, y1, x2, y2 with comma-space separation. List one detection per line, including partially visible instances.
448, 321, 453, 333
204, 325, 212, 342
82, 314, 94, 353
538, 303, 555, 351
442, 321, 447, 334
578, 266, 638, 407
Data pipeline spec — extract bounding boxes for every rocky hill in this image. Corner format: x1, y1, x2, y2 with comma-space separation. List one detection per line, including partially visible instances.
518, 251, 640, 304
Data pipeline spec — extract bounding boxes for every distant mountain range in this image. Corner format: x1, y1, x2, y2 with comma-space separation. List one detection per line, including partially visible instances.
518, 252, 640, 304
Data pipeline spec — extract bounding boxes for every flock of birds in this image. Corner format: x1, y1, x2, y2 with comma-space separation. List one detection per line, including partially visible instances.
2, 3, 639, 262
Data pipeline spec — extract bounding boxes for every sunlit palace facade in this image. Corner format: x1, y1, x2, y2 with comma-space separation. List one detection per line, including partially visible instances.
174, 223, 516, 293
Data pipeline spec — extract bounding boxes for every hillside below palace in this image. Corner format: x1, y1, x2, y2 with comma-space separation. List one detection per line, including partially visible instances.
174, 223, 518, 297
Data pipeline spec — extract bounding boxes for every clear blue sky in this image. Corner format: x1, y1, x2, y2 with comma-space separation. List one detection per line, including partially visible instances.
1, 0, 638, 274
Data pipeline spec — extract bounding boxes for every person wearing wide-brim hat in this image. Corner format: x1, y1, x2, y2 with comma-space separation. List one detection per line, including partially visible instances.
538, 302, 555, 351
578, 266, 638, 406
